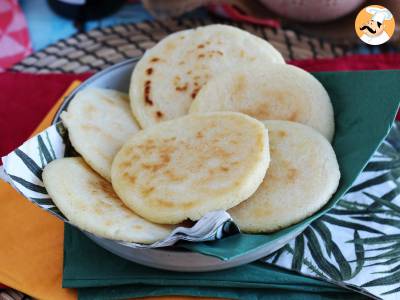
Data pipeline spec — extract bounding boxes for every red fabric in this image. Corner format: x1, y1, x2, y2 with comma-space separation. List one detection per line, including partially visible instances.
0, 73, 91, 157
290, 53, 400, 72
1, 53, 400, 159
208, 3, 280, 28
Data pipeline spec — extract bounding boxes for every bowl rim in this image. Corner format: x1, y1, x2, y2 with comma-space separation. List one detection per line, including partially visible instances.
52, 57, 140, 124
52, 57, 305, 271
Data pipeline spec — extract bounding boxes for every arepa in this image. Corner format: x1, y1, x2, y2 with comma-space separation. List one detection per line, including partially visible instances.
61, 88, 140, 181
111, 112, 270, 224
43, 158, 175, 244
190, 64, 335, 141
228, 120, 340, 233
130, 24, 285, 128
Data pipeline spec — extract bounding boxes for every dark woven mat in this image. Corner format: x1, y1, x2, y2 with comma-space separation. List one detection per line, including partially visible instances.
0, 289, 28, 300
12, 17, 349, 74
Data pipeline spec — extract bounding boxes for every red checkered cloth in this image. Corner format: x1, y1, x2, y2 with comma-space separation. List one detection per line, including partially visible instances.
0, 0, 31, 71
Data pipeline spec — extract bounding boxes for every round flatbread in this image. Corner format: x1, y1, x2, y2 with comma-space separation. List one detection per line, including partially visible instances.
61, 88, 140, 181
111, 112, 270, 224
190, 64, 334, 141
228, 120, 340, 233
130, 24, 285, 128
43, 158, 175, 244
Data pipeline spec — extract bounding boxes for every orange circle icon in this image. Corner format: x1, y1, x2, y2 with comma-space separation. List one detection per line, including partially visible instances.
355, 5, 395, 45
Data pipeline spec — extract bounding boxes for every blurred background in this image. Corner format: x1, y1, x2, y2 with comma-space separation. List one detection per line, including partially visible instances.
1, 0, 399, 72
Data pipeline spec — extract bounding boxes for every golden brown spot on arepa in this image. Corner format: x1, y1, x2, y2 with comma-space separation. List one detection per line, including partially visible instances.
119, 161, 132, 169
146, 67, 153, 75
220, 166, 229, 172
160, 152, 171, 164
191, 87, 201, 99
122, 172, 136, 184
288, 111, 298, 121
256, 132, 266, 150
213, 147, 232, 158
90, 179, 118, 199
176, 84, 188, 92
141, 186, 155, 197
165, 41, 177, 52
241, 106, 270, 120
138, 139, 156, 152
144, 80, 153, 105
173, 76, 189, 92
255, 207, 273, 218
164, 169, 185, 182
183, 202, 195, 209
232, 74, 246, 99
141, 162, 164, 172
163, 137, 177, 142
213, 50, 223, 56
287, 167, 298, 183
159, 141, 175, 153
156, 199, 175, 208
277, 130, 287, 138
141, 152, 171, 173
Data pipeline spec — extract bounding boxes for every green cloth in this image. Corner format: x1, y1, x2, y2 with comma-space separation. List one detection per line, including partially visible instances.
78, 285, 367, 300
64, 225, 364, 299
183, 70, 400, 259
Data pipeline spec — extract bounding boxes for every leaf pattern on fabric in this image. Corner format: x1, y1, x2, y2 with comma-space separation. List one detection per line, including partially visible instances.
266, 122, 400, 299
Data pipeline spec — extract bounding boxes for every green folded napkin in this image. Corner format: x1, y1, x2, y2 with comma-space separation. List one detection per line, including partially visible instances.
78, 285, 367, 300
64, 225, 364, 299
62, 70, 400, 299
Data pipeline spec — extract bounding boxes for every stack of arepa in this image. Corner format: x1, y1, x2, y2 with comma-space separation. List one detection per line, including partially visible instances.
43, 24, 340, 244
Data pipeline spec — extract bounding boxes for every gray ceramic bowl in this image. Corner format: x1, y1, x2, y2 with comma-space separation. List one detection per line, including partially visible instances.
53, 58, 305, 272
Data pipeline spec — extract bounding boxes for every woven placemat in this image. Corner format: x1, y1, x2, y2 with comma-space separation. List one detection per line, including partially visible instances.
0, 289, 27, 300
12, 17, 349, 74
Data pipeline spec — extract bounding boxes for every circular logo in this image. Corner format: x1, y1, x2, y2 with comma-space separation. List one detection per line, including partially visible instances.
355, 5, 395, 46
